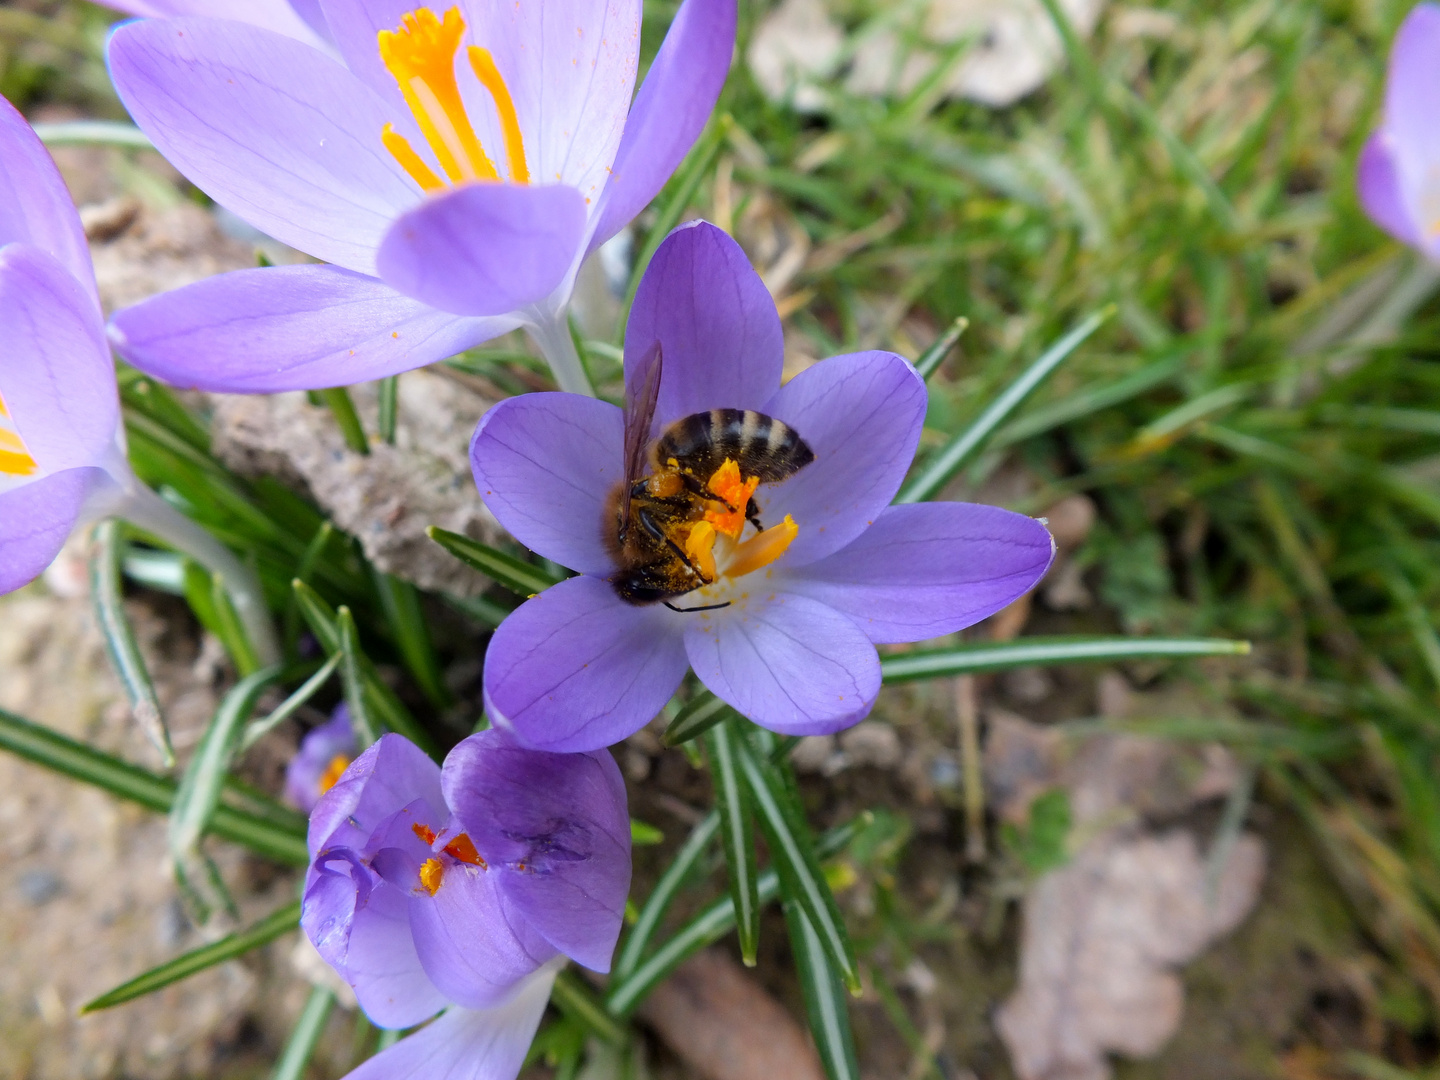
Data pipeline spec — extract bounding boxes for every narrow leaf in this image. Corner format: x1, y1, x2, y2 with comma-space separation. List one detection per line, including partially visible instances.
737, 740, 860, 994
271, 985, 337, 1080
663, 691, 733, 747
551, 969, 629, 1047
426, 527, 562, 596
241, 653, 341, 752
337, 606, 381, 747
373, 570, 450, 708
377, 375, 399, 445
90, 520, 171, 765
913, 316, 969, 380
211, 569, 262, 676
319, 386, 369, 454
880, 635, 1252, 683
705, 719, 760, 965
82, 901, 300, 1012
898, 306, 1114, 503
783, 901, 861, 1080
613, 812, 721, 981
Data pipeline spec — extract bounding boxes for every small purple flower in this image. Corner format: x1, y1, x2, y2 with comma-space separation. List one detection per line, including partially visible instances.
303, 731, 629, 1075
1358, 3, 1440, 260
104, 0, 736, 394
470, 221, 1056, 752
0, 95, 136, 595
97, 0, 332, 49
285, 704, 359, 811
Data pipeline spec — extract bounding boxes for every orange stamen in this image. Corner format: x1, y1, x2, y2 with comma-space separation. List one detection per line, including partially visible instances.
419, 857, 445, 895
443, 833, 487, 867
684, 520, 718, 582
704, 459, 759, 539
382, 123, 445, 191
317, 753, 351, 795
0, 391, 38, 478
725, 515, 798, 579
412, 822, 438, 845
468, 47, 528, 183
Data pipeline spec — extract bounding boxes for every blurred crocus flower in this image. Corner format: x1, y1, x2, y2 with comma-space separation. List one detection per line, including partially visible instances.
97, 0, 332, 48
470, 221, 1056, 753
105, 0, 736, 396
1358, 3, 1440, 260
302, 731, 629, 1079
285, 704, 358, 812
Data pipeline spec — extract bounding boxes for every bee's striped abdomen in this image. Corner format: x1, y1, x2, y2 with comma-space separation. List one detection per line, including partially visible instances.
655, 408, 814, 484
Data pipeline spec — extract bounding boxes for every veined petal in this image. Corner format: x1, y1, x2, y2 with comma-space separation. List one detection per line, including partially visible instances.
443, 731, 630, 973
468, 392, 625, 577
684, 591, 880, 736
759, 350, 926, 566
625, 221, 783, 429
98, 0, 331, 47
0, 245, 116, 474
0, 467, 117, 595
587, 0, 736, 254
341, 963, 562, 1080
108, 17, 419, 274
108, 264, 512, 392
782, 503, 1055, 644
344, 879, 449, 1028
375, 183, 586, 316
0, 97, 95, 300
484, 574, 688, 753
307, 733, 444, 858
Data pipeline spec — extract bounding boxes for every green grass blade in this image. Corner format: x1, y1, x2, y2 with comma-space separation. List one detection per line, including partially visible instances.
81, 901, 300, 1012
898, 306, 1114, 503
662, 691, 732, 747
337, 606, 382, 747
90, 520, 172, 766
551, 969, 629, 1048
736, 740, 860, 994
33, 120, 153, 148
211, 569, 262, 676
373, 571, 450, 709
318, 386, 369, 454
782, 901, 861, 1080
169, 665, 285, 860
271, 985, 337, 1080
880, 635, 1252, 683
241, 653, 340, 752
913, 317, 969, 380
377, 375, 398, 445
705, 719, 760, 965
427, 526, 562, 597
613, 811, 721, 981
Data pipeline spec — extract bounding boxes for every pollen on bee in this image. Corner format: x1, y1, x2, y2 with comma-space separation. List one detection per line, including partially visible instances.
419, 858, 445, 895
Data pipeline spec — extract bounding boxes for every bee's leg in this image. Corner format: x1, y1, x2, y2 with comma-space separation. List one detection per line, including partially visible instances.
665, 599, 732, 613
639, 508, 712, 585
745, 497, 764, 532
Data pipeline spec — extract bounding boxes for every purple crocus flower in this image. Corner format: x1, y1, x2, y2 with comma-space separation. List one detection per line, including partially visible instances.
0, 95, 137, 594
285, 704, 358, 811
104, 0, 736, 396
1358, 3, 1440, 260
302, 731, 629, 1079
470, 221, 1056, 753
97, 0, 332, 48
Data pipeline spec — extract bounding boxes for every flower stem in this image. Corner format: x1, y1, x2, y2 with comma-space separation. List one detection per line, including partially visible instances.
117, 484, 280, 665
529, 312, 595, 397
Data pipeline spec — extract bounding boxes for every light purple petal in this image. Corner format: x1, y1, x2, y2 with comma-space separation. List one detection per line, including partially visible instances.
587, 0, 736, 254
108, 264, 510, 392
484, 574, 687, 753
469, 393, 624, 576
345, 880, 448, 1028
443, 731, 630, 972
1384, 3, 1440, 179
376, 183, 586, 317
307, 733, 444, 858
98, 0, 330, 46
759, 350, 926, 566
0, 96, 95, 299
625, 221, 783, 428
0, 244, 115, 473
108, 17, 418, 274
285, 706, 358, 811
409, 861, 558, 1009
782, 503, 1054, 644
684, 592, 880, 736
0, 467, 115, 595
1358, 133, 1423, 248
341, 964, 561, 1080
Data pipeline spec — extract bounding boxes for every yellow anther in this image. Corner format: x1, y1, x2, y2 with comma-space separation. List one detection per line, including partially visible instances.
379, 7, 498, 184
0, 392, 37, 478
725, 515, 798, 580
420, 857, 445, 895
684, 520, 718, 582
317, 753, 351, 795
468, 47, 528, 183
382, 124, 445, 191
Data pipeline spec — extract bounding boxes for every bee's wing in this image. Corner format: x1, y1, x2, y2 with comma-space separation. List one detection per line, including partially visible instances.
620, 341, 663, 536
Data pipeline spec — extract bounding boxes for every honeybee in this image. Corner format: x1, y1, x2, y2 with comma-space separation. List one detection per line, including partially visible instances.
607, 344, 814, 609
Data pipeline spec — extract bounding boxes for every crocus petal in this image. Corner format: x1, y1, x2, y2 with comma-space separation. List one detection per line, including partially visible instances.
0, 97, 95, 298
0, 467, 116, 595
469, 393, 624, 576
342, 962, 562, 1080
345, 880, 449, 1028
485, 574, 687, 753
285, 706, 357, 811
759, 350, 926, 566
625, 222, 783, 428
375, 184, 586, 317
307, 733, 444, 858
409, 861, 558, 1009
108, 18, 419, 274
0, 244, 116, 473
1357, 133, 1425, 252
1384, 3, 1440, 181
587, 0, 736, 255
782, 503, 1054, 644
108, 264, 511, 392
684, 592, 880, 736
443, 731, 630, 972
99, 0, 330, 46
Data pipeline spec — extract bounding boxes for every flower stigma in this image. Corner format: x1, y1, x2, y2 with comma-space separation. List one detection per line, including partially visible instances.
377, 7, 529, 192
0, 392, 38, 477
410, 820, 488, 895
